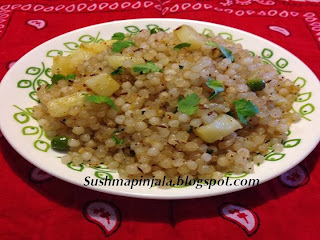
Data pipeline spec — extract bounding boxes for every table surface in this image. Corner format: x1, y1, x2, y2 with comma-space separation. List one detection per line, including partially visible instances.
0, 1, 320, 239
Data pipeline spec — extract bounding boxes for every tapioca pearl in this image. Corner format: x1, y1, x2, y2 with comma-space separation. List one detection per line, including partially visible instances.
185, 142, 198, 151
186, 160, 198, 170
178, 113, 190, 123
237, 148, 250, 158
122, 81, 132, 90
168, 120, 180, 128
190, 118, 202, 127
115, 97, 125, 106
149, 117, 161, 125
134, 80, 144, 88
135, 121, 147, 131
68, 139, 81, 148
147, 147, 160, 157
61, 155, 72, 164
85, 140, 97, 148
81, 152, 93, 161
72, 157, 83, 165
144, 109, 157, 118
121, 103, 131, 112
138, 164, 151, 173
197, 165, 214, 175
115, 115, 125, 124
72, 126, 85, 135
201, 153, 212, 163
153, 170, 166, 179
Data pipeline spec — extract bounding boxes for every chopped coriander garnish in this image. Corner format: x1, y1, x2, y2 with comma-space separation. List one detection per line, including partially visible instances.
206, 78, 224, 100
112, 40, 135, 53
111, 67, 123, 76
206, 41, 234, 62
179, 65, 184, 69
206, 149, 214, 154
150, 27, 165, 34
177, 93, 200, 116
173, 43, 191, 50
85, 95, 117, 110
111, 32, 126, 40
247, 79, 266, 91
133, 61, 162, 74
233, 99, 259, 125
112, 135, 125, 145
188, 126, 194, 133
48, 73, 76, 89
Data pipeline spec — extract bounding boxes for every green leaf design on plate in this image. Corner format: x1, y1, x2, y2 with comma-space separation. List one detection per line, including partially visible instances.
78, 34, 95, 43
44, 68, 52, 78
261, 48, 273, 58
22, 126, 39, 135
283, 139, 301, 148
294, 77, 306, 88
29, 91, 40, 102
67, 163, 85, 172
265, 152, 285, 161
218, 32, 233, 40
26, 108, 34, 114
17, 80, 32, 88
296, 92, 312, 102
94, 171, 113, 180
14, 112, 30, 124
34, 140, 50, 152
276, 58, 288, 69
286, 129, 291, 136
125, 25, 140, 34
36, 79, 49, 87
64, 42, 79, 50
202, 28, 214, 37
299, 103, 315, 116
146, 24, 160, 30
26, 67, 41, 75
90, 164, 109, 170
46, 50, 63, 57
224, 172, 249, 178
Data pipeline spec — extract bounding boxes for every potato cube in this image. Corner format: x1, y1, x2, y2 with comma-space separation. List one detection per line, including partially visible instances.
174, 25, 205, 50
85, 73, 120, 96
47, 92, 86, 118
194, 114, 242, 143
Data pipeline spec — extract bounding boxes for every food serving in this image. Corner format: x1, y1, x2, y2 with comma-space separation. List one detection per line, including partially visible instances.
32, 24, 301, 182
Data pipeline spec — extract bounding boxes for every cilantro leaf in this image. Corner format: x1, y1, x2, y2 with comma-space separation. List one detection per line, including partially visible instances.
150, 27, 165, 34
206, 79, 224, 100
85, 95, 117, 110
112, 40, 135, 53
177, 93, 200, 116
173, 43, 191, 50
47, 73, 76, 89
133, 61, 162, 74
111, 67, 123, 76
179, 65, 184, 69
111, 32, 126, 40
112, 135, 125, 145
65, 73, 76, 80
206, 41, 234, 62
233, 99, 259, 125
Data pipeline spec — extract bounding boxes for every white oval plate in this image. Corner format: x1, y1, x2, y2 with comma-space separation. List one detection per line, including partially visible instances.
0, 19, 319, 199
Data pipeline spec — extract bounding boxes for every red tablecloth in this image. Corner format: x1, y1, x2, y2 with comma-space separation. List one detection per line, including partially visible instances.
1, 1, 320, 239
